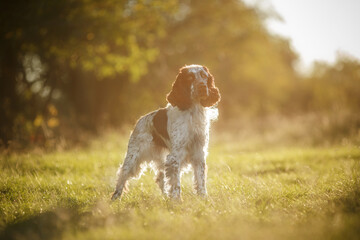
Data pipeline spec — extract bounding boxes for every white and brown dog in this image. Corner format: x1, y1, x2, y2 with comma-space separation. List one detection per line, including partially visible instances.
111, 64, 221, 201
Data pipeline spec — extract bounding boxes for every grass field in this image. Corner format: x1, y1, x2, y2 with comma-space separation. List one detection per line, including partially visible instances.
1, 133, 360, 240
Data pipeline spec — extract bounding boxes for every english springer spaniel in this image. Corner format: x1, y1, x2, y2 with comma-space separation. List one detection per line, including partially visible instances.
111, 64, 221, 201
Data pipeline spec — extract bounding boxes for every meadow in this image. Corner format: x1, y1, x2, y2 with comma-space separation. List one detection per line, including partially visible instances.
1, 132, 359, 240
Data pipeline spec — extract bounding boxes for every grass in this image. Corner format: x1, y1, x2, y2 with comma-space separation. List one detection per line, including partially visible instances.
0, 132, 360, 240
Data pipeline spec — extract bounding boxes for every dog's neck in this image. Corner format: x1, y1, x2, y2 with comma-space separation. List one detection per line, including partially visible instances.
190, 103, 209, 132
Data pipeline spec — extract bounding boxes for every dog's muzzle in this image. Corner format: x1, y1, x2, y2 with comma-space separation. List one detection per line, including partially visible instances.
197, 83, 209, 100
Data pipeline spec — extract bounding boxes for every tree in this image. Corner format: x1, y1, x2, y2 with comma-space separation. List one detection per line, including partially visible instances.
0, 0, 177, 145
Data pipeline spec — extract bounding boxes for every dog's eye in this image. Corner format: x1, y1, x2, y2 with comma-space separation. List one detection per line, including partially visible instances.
200, 71, 207, 78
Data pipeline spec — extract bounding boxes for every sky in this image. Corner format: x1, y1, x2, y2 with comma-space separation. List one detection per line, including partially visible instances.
244, 0, 360, 71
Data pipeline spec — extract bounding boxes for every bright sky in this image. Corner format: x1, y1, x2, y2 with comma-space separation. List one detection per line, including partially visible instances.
245, 0, 360, 71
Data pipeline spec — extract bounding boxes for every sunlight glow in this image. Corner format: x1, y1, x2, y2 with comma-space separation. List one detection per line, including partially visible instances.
247, 0, 360, 70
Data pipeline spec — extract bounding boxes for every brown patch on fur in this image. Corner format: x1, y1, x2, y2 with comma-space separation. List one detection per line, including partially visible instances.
166, 68, 192, 110
152, 108, 169, 148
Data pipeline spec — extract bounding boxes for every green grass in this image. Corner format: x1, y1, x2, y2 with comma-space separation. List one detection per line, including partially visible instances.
1, 133, 360, 240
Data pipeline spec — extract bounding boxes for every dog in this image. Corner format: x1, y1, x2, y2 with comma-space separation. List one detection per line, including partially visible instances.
111, 64, 220, 200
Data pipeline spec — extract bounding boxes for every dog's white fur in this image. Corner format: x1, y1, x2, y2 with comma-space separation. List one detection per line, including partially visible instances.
111, 65, 219, 200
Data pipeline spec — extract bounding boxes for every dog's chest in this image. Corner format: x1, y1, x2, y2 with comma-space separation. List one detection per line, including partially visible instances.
189, 106, 208, 146
166, 105, 209, 148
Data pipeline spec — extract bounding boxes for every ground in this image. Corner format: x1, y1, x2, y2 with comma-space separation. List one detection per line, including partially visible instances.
0, 133, 360, 240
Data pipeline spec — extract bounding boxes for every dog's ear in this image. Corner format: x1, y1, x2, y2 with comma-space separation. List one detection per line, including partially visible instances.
200, 67, 221, 107
166, 67, 192, 110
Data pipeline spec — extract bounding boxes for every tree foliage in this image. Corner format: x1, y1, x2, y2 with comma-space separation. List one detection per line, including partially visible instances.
0, 0, 177, 144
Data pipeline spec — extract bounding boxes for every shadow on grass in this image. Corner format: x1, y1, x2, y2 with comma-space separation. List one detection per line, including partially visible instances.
0, 201, 129, 240
328, 188, 360, 239
0, 208, 83, 240
334, 187, 360, 214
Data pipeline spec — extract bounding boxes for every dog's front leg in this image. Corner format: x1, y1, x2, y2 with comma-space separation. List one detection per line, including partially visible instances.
192, 151, 207, 197
165, 149, 186, 200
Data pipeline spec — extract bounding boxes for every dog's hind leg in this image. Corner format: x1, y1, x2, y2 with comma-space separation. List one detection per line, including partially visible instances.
111, 144, 146, 201
151, 148, 168, 194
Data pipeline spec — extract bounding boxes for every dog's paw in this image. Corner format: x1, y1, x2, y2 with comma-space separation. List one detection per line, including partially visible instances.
111, 190, 122, 201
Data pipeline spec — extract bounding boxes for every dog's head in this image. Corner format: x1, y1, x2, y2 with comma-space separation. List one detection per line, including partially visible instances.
166, 65, 221, 110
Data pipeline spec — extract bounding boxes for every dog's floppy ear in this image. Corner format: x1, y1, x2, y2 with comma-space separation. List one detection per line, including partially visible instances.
200, 67, 221, 107
166, 67, 192, 110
